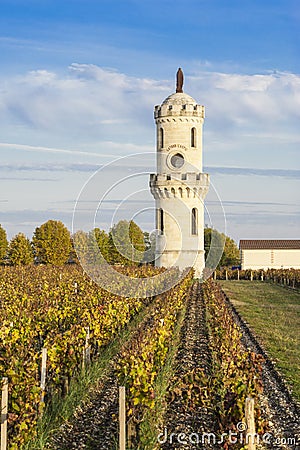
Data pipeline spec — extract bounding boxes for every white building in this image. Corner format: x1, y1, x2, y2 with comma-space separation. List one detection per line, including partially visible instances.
240, 240, 300, 270
150, 69, 209, 277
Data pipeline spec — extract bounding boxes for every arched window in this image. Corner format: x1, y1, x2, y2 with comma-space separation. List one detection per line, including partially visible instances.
191, 127, 196, 147
157, 208, 164, 235
178, 187, 183, 198
160, 128, 164, 149
191, 208, 198, 235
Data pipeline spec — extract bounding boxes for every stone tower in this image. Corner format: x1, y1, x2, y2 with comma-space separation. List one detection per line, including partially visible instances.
150, 69, 210, 278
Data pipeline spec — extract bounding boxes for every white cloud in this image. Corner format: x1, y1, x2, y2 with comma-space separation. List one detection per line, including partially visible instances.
189, 70, 300, 130
0, 65, 299, 164
0, 142, 104, 157
212, 73, 274, 92
0, 64, 170, 149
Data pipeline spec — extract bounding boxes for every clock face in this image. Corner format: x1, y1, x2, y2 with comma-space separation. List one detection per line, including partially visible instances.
170, 153, 184, 168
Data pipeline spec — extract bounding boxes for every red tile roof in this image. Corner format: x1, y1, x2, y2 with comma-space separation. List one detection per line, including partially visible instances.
239, 240, 300, 250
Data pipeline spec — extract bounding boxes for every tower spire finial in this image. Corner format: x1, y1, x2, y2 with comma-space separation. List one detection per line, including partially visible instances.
176, 67, 184, 93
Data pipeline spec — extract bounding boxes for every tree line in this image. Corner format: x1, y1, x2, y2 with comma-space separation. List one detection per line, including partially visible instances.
0, 221, 240, 268
0, 220, 147, 267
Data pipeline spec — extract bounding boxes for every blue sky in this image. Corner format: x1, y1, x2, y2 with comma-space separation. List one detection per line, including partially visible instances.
0, 0, 299, 243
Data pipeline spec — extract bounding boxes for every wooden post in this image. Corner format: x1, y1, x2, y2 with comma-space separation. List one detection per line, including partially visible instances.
40, 348, 47, 413
214, 271, 217, 281
250, 271, 253, 281
225, 270, 228, 281
245, 397, 256, 450
1, 377, 8, 450
237, 270, 240, 281
261, 271, 264, 281
119, 386, 126, 450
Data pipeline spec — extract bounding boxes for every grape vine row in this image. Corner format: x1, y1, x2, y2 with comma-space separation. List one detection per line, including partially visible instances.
0, 265, 162, 448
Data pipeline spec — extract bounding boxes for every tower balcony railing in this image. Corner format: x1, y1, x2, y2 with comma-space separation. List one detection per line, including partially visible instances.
150, 172, 209, 184
149, 173, 210, 200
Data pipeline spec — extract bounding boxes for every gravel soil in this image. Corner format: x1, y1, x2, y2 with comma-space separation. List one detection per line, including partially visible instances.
50, 367, 119, 450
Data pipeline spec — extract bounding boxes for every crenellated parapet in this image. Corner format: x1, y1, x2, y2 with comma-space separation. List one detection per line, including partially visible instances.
149, 172, 210, 200
154, 103, 205, 120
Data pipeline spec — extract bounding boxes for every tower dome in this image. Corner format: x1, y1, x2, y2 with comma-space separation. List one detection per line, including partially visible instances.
162, 92, 197, 106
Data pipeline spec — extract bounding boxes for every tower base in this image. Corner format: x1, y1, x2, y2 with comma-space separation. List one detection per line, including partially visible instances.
155, 249, 205, 278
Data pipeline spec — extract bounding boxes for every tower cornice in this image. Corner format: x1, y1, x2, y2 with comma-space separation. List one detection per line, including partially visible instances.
149, 173, 210, 200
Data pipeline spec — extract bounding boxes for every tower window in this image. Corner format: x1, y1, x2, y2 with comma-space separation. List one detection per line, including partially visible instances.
191, 127, 196, 147
191, 208, 198, 235
160, 128, 164, 149
157, 208, 164, 235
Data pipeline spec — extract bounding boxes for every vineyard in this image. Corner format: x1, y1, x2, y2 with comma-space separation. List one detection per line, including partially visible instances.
0, 266, 299, 449
214, 268, 300, 288
0, 265, 166, 448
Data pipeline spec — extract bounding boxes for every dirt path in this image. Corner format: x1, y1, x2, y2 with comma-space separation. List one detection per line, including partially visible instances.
159, 281, 216, 450
50, 368, 119, 450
